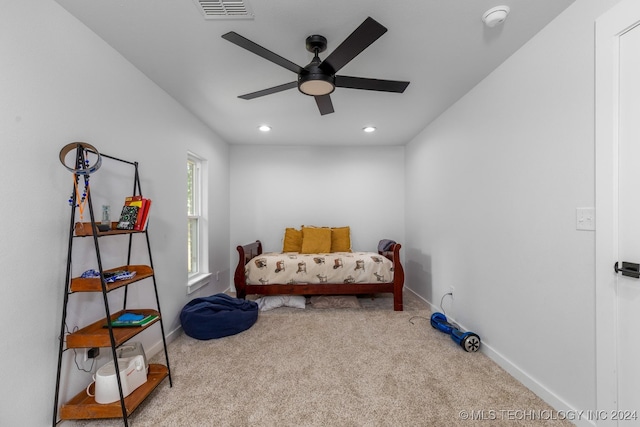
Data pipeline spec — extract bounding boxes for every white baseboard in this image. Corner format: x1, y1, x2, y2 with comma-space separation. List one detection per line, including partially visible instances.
145, 324, 183, 359
405, 287, 596, 427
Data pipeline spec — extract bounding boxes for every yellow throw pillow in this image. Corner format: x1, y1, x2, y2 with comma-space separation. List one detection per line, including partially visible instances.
331, 226, 351, 252
300, 227, 332, 253
282, 228, 303, 252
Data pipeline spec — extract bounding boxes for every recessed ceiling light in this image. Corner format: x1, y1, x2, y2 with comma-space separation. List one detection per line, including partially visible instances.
363, 126, 376, 133
258, 125, 271, 132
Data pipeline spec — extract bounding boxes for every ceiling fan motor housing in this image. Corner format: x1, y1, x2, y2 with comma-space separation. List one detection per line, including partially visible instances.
299, 37, 335, 96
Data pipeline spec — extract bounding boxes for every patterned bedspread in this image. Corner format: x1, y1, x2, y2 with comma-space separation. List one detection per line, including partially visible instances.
245, 252, 395, 285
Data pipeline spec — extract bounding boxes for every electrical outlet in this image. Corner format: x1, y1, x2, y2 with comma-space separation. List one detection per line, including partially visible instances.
84, 347, 99, 361
216, 271, 220, 281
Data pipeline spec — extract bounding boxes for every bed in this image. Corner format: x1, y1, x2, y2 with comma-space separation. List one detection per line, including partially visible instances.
234, 232, 405, 311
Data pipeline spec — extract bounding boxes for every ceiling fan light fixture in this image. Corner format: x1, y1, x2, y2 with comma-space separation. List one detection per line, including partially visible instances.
298, 73, 335, 96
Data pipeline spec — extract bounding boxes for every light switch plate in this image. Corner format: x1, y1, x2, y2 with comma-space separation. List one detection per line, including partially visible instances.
576, 207, 595, 231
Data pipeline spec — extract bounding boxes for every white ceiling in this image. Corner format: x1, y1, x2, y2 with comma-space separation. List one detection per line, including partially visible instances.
56, 0, 575, 146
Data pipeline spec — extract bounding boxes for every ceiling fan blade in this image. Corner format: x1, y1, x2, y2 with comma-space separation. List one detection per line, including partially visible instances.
334, 75, 410, 93
239, 82, 297, 100
320, 17, 387, 74
315, 94, 334, 115
222, 32, 303, 74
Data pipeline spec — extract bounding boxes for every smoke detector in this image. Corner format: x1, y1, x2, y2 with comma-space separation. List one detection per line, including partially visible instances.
482, 6, 510, 28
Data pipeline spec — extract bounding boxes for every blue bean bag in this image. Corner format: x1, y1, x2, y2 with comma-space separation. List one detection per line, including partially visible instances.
180, 293, 258, 340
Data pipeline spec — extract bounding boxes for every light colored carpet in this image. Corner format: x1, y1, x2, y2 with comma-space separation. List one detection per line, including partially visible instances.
68, 291, 573, 426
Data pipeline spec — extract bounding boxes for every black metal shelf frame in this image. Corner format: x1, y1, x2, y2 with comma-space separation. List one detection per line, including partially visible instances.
52, 144, 172, 426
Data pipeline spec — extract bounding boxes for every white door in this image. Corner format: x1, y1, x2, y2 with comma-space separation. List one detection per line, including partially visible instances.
596, 1, 640, 425
616, 24, 640, 421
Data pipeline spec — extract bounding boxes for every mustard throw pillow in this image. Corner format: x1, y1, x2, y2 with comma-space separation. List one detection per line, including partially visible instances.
300, 227, 332, 253
282, 228, 303, 252
331, 226, 351, 252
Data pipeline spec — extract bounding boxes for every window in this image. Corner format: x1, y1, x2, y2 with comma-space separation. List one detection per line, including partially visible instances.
187, 152, 210, 293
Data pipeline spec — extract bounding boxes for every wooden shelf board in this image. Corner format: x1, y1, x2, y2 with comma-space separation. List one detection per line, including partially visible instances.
60, 364, 168, 420
66, 309, 160, 348
74, 221, 145, 237
70, 265, 153, 293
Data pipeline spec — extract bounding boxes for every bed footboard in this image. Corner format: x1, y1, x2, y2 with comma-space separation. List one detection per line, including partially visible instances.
234, 240, 405, 311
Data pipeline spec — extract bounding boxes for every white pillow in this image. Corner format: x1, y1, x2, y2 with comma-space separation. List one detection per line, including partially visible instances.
255, 295, 306, 311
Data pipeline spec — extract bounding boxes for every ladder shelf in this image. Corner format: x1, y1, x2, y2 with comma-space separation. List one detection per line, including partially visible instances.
52, 144, 172, 427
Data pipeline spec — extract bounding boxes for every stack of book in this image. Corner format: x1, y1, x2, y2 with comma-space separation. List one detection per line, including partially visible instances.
116, 196, 152, 230
106, 312, 158, 328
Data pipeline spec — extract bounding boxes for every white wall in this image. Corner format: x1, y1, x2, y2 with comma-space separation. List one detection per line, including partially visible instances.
0, 2, 230, 426
229, 145, 405, 272
405, 0, 622, 420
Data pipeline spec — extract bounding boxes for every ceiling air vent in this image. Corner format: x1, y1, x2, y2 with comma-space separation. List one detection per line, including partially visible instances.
193, 0, 254, 20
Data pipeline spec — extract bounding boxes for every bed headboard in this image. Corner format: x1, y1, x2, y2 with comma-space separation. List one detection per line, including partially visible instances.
238, 240, 262, 264
379, 243, 401, 262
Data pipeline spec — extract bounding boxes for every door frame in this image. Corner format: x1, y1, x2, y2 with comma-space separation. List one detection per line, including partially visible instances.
595, 0, 640, 419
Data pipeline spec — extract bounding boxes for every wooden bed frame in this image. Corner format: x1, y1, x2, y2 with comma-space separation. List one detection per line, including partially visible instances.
234, 240, 405, 311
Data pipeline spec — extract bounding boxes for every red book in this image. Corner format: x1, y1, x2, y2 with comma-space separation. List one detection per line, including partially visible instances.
138, 199, 152, 230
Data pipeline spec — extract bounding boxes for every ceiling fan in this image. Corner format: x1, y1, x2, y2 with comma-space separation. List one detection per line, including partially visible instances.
221, 17, 410, 115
